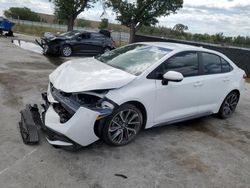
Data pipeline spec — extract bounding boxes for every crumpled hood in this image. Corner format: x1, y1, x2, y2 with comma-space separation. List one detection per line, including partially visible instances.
49, 57, 136, 93
42, 32, 67, 42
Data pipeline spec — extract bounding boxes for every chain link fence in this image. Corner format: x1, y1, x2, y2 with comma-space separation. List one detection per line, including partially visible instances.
10, 18, 130, 43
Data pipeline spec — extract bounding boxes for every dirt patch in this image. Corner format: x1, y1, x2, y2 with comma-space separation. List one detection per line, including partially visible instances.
168, 148, 210, 173
180, 154, 210, 173
0, 72, 24, 106
7, 61, 54, 70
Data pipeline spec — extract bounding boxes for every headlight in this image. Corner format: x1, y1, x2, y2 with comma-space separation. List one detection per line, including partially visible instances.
101, 100, 114, 109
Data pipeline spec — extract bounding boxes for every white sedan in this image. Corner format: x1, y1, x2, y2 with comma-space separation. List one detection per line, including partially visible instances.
43, 42, 246, 147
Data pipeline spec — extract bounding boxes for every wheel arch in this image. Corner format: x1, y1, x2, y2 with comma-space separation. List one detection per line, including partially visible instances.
122, 100, 147, 129
217, 89, 240, 118
94, 100, 148, 138
227, 89, 240, 99
218, 89, 240, 111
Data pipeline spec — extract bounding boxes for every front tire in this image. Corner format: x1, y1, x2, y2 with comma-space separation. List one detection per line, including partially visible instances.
218, 91, 239, 119
102, 104, 143, 146
61, 45, 72, 57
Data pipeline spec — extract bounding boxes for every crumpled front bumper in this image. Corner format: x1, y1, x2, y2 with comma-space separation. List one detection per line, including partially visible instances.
35, 38, 60, 55
19, 93, 104, 148
44, 102, 100, 147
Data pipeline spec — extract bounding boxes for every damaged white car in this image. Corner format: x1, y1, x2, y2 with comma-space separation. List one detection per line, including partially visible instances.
20, 42, 246, 148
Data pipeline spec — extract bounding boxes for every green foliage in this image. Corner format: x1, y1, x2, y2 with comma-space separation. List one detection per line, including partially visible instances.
173, 24, 188, 33
77, 18, 91, 27
107, 0, 183, 29
138, 25, 250, 47
99, 18, 109, 29
50, 0, 95, 30
107, 0, 183, 42
4, 7, 40, 21
13, 24, 65, 36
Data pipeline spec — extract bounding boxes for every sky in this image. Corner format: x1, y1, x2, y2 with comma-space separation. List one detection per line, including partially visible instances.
0, 0, 249, 36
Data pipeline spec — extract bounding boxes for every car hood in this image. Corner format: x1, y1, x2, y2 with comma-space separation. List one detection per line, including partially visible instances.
49, 57, 136, 93
42, 32, 67, 42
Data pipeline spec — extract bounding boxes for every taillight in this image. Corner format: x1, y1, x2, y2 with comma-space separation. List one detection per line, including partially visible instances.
243, 73, 247, 80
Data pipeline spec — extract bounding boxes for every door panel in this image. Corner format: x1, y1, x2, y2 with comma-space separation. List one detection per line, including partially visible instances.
197, 73, 233, 113
197, 53, 234, 113
154, 77, 201, 124
153, 51, 202, 124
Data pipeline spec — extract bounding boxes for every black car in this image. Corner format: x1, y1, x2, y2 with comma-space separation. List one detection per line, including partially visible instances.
37, 30, 116, 57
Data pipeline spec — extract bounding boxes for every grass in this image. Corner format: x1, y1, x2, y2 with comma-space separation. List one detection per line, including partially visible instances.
12, 20, 129, 37
246, 78, 250, 83
13, 24, 65, 37
12, 23, 128, 46
86, 19, 129, 33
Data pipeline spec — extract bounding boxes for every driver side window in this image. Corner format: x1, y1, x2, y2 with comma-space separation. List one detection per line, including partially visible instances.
79, 33, 90, 40
147, 51, 199, 79
163, 52, 199, 77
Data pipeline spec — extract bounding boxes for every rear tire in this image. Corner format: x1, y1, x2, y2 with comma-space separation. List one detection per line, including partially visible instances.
61, 45, 72, 57
102, 104, 143, 146
7, 30, 13, 36
218, 91, 239, 119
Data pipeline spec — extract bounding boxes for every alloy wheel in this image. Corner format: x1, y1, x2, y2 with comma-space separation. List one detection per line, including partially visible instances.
222, 92, 239, 117
62, 46, 72, 57
108, 109, 142, 145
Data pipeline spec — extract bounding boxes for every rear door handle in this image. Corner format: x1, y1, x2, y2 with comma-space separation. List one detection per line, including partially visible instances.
194, 81, 203, 87
223, 77, 230, 82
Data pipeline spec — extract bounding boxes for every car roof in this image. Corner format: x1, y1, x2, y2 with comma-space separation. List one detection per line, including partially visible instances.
137, 42, 236, 68
138, 42, 215, 52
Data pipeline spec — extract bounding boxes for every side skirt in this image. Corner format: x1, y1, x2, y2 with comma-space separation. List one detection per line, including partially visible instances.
152, 112, 213, 128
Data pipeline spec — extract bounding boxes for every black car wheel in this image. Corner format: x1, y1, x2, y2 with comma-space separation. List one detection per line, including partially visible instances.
102, 104, 143, 146
218, 91, 239, 119
61, 45, 72, 57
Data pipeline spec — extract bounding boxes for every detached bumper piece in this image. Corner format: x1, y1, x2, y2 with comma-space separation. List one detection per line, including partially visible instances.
19, 104, 43, 144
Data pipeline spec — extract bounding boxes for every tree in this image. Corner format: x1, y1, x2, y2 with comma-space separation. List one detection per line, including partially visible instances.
50, 0, 95, 31
4, 7, 40, 21
173, 24, 188, 33
107, 0, 183, 43
99, 18, 109, 29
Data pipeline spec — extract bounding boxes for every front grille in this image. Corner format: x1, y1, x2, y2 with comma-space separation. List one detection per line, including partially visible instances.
53, 103, 73, 123
50, 83, 74, 123
50, 83, 80, 114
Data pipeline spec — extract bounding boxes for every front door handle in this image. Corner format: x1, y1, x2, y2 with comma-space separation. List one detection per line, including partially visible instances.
194, 81, 203, 87
223, 77, 230, 82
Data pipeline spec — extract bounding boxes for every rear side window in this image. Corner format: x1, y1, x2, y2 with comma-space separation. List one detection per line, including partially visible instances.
202, 53, 221, 74
202, 53, 233, 74
91, 33, 105, 39
221, 58, 233, 73
80, 33, 90, 39
163, 52, 199, 77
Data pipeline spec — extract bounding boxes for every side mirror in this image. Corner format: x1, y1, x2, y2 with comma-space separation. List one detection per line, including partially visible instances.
162, 71, 184, 85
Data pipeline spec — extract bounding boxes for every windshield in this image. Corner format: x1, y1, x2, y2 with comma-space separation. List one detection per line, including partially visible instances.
59, 30, 80, 38
96, 44, 172, 76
